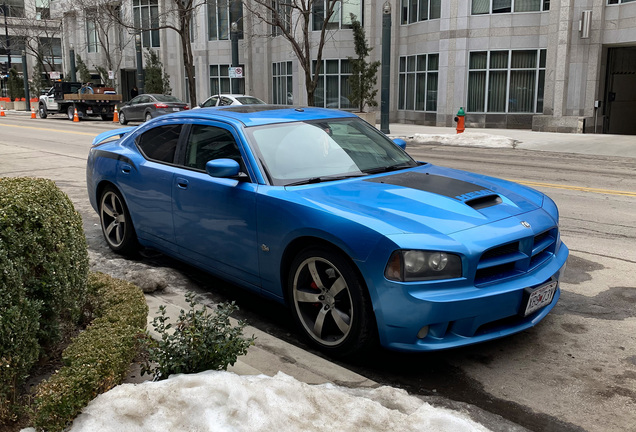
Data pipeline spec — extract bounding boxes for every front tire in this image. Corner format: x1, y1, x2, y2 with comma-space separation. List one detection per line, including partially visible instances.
38, 104, 48, 119
99, 186, 138, 255
119, 111, 128, 125
288, 247, 375, 357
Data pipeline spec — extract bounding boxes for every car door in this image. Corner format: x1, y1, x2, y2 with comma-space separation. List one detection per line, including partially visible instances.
118, 123, 183, 252
172, 122, 260, 288
128, 95, 149, 120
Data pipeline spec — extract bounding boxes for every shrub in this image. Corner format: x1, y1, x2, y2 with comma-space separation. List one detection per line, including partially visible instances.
0, 177, 89, 347
0, 177, 88, 423
144, 292, 254, 380
32, 273, 148, 432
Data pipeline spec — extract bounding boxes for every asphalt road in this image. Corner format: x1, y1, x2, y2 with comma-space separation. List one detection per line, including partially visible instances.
0, 115, 634, 432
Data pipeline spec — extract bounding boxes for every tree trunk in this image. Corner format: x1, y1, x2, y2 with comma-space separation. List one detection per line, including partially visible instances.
180, 17, 197, 106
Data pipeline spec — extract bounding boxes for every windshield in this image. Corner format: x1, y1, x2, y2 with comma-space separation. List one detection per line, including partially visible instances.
246, 118, 418, 186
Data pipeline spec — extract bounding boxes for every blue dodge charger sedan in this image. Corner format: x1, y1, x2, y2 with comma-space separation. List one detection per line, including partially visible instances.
87, 106, 568, 356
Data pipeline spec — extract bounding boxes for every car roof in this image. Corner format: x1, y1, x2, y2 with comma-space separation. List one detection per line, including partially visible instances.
161, 105, 358, 128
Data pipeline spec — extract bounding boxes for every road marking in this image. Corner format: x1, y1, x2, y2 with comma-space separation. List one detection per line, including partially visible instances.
0, 123, 98, 137
509, 179, 636, 197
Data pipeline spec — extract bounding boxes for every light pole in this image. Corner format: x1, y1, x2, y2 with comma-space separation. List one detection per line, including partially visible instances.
135, 33, 144, 95
380, 2, 392, 134
69, 43, 76, 82
1, 2, 11, 69
230, 21, 239, 94
21, 50, 29, 111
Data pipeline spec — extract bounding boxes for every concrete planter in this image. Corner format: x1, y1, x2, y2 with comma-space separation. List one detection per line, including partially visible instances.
354, 111, 377, 127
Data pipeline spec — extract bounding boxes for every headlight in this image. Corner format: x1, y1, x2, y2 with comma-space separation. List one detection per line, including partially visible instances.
385, 250, 462, 282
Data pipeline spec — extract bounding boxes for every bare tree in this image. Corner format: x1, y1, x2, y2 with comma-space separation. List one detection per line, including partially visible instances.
81, 1, 132, 85
244, 0, 349, 106
104, 0, 203, 105
10, 1, 63, 74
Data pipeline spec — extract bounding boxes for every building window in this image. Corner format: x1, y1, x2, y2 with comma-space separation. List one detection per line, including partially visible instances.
312, 59, 353, 109
209, 64, 245, 95
398, 54, 439, 111
87, 19, 99, 53
2, 0, 24, 17
467, 49, 546, 113
39, 37, 62, 69
133, 0, 160, 48
312, 0, 362, 31
207, 0, 243, 41
271, 0, 291, 36
272, 61, 293, 104
36, 0, 50, 19
471, 0, 549, 14
400, 0, 441, 24
608, 0, 636, 4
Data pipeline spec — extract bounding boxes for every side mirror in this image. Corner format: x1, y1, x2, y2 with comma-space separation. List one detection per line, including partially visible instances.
393, 138, 407, 150
206, 158, 240, 178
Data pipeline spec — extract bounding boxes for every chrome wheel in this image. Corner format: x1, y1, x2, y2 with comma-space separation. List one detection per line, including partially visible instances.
289, 247, 375, 356
119, 111, 127, 125
292, 256, 354, 346
99, 187, 137, 254
145, 112, 152, 122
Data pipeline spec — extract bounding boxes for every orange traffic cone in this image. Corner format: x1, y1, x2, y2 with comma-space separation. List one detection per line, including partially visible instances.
113, 106, 119, 123
73, 107, 79, 122
0, 106, 5, 117
31, 107, 36, 119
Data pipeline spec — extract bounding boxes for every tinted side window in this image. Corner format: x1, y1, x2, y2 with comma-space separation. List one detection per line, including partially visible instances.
183, 124, 246, 174
137, 124, 182, 163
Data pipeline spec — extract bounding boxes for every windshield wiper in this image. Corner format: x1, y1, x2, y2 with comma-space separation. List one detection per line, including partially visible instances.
285, 173, 367, 187
362, 163, 413, 175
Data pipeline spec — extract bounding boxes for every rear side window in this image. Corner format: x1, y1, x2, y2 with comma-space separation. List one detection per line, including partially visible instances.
137, 124, 182, 163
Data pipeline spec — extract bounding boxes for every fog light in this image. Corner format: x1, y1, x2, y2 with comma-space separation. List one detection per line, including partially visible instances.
417, 326, 429, 339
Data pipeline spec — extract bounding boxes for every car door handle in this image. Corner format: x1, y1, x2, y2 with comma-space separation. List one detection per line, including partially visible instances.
176, 177, 189, 189
121, 164, 132, 174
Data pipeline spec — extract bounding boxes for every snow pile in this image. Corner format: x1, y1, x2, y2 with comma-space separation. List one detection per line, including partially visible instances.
59, 371, 491, 432
404, 133, 519, 149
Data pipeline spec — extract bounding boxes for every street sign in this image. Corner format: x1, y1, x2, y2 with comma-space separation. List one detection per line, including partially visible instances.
108, 70, 114, 80
229, 67, 243, 78
49, 71, 60, 80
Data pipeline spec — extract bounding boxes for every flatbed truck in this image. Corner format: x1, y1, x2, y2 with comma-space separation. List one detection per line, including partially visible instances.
38, 82, 122, 121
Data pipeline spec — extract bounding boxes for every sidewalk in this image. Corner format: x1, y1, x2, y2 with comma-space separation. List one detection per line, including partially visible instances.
385, 123, 636, 159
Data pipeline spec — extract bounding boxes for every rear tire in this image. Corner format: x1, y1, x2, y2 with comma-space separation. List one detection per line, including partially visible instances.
67, 105, 75, 121
288, 246, 376, 357
99, 186, 138, 255
144, 112, 152, 122
101, 114, 113, 121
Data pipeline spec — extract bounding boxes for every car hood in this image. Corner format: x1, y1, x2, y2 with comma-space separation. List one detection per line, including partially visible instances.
287, 165, 547, 236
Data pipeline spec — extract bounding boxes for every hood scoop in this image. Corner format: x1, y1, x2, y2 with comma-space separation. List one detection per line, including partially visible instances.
365, 172, 502, 210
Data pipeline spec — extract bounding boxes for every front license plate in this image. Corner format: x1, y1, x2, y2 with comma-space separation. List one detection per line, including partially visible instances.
523, 281, 557, 316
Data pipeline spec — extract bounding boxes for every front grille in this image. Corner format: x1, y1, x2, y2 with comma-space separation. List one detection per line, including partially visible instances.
475, 228, 558, 286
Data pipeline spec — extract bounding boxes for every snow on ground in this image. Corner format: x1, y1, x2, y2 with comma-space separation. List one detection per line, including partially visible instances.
398, 133, 520, 149
27, 371, 492, 432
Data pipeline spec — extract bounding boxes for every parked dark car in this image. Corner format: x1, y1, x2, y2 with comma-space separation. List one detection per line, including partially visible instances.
119, 94, 189, 124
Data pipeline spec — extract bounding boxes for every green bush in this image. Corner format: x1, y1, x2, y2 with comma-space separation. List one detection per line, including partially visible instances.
32, 272, 148, 432
0, 177, 88, 423
144, 292, 254, 380
0, 177, 89, 346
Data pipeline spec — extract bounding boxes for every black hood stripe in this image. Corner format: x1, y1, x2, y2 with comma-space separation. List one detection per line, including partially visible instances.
365, 172, 494, 201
